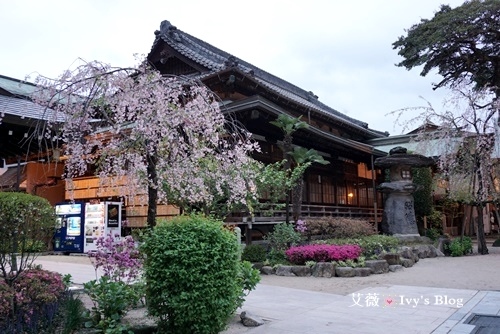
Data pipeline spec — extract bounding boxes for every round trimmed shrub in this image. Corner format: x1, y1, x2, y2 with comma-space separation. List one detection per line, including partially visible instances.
241, 244, 267, 263
0, 192, 56, 281
142, 214, 240, 333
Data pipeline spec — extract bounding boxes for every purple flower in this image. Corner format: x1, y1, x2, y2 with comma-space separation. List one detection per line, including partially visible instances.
295, 220, 307, 233
89, 234, 143, 283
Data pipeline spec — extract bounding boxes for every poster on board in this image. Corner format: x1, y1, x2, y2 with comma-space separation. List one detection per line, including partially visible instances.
106, 204, 120, 228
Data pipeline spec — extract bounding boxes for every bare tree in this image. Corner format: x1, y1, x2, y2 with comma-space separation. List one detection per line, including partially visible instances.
397, 85, 499, 254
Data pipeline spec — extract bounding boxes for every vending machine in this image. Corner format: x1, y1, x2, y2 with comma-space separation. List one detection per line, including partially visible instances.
84, 201, 122, 253
54, 202, 85, 253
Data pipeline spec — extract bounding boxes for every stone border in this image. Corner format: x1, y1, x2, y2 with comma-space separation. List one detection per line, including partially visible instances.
258, 244, 443, 278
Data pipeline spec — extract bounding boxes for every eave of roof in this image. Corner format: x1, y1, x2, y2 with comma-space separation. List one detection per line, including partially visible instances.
201, 68, 386, 140
223, 95, 386, 157
0, 95, 64, 122
150, 20, 388, 139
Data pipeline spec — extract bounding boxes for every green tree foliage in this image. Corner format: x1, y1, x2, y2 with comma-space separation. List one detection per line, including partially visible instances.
270, 114, 309, 222
446, 236, 473, 256
0, 193, 56, 285
255, 160, 308, 214
393, 0, 500, 98
394, 0, 499, 255
289, 147, 329, 222
141, 214, 242, 333
241, 244, 267, 263
264, 223, 302, 264
270, 114, 330, 222
412, 167, 434, 218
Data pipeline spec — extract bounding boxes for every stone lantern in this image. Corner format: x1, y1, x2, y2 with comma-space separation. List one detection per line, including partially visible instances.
374, 146, 434, 237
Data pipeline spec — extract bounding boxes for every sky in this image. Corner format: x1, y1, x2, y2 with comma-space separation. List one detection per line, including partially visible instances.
0, 0, 467, 135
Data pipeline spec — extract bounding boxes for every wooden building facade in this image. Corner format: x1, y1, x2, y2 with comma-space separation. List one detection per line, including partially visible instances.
146, 20, 389, 229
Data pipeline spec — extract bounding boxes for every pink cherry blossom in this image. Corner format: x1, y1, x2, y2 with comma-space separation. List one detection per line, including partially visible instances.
32, 58, 259, 226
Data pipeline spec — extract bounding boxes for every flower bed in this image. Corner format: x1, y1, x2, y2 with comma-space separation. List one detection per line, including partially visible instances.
0, 268, 66, 332
285, 244, 362, 265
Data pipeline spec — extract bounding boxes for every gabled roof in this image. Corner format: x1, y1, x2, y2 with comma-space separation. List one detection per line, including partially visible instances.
150, 20, 387, 139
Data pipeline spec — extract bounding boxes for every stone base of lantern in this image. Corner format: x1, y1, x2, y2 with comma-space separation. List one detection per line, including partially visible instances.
392, 234, 432, 244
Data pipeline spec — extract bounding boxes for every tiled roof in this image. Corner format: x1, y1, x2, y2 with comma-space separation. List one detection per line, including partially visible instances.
0, 75, 64, 122
0, 95, 63, 122
152, 20, 386, 138
0, 166, 26, 189
0, 74, 38, 98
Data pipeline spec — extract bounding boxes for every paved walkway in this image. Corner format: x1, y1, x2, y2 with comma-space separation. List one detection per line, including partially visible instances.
34, 256, 500, 334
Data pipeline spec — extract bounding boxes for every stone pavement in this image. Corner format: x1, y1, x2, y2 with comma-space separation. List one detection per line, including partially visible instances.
34, 256, 500, 334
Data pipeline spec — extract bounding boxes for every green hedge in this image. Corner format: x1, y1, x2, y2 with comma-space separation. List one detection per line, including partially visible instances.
241, 244, 267, 263
141, 214, 241, 333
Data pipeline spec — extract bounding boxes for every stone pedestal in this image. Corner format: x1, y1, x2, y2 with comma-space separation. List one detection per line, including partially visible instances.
380, 182, 419, 235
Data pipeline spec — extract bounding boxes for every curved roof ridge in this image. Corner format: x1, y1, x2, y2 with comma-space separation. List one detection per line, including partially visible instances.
152, 20, 382, 136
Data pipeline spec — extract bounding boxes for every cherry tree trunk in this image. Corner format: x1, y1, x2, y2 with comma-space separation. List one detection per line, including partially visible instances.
475, 166, 489, 255
147, 154, 158, 228
476, 205, 489, 255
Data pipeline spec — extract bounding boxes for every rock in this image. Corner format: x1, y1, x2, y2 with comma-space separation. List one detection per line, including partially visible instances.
335, 266, 355, 277
122, 308, 157, 333
394, 235, 431, 244
291, 266, 312, 277
240, 311, 264, 327
435, 248, 445, 257
419, 236, 433, 244
411, 248, 420, 262
415, 245, 432, 259
275, 265, 295, 277
427, 245, 438, 258
383, 253, 400, 265
388, 264, 404, 272
364, 260, 389, 274
354, 267, 372, 277
252, 262, 264, 271
398, 246, 419, 262
260, 266, 275, 275
312, 262, 335, 278
400, 257, 414, 268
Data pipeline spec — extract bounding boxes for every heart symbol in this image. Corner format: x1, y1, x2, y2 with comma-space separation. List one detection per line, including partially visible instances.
386, 298, 393, 305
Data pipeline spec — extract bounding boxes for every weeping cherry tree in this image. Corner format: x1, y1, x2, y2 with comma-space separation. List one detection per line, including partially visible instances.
32, 59, 258, 227
401, 85, 500, 254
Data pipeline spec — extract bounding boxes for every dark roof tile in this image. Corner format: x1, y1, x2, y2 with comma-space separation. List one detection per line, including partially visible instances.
152, 20, 386, 137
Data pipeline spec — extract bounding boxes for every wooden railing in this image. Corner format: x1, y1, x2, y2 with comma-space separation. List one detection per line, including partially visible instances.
225, 204, 383, 225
